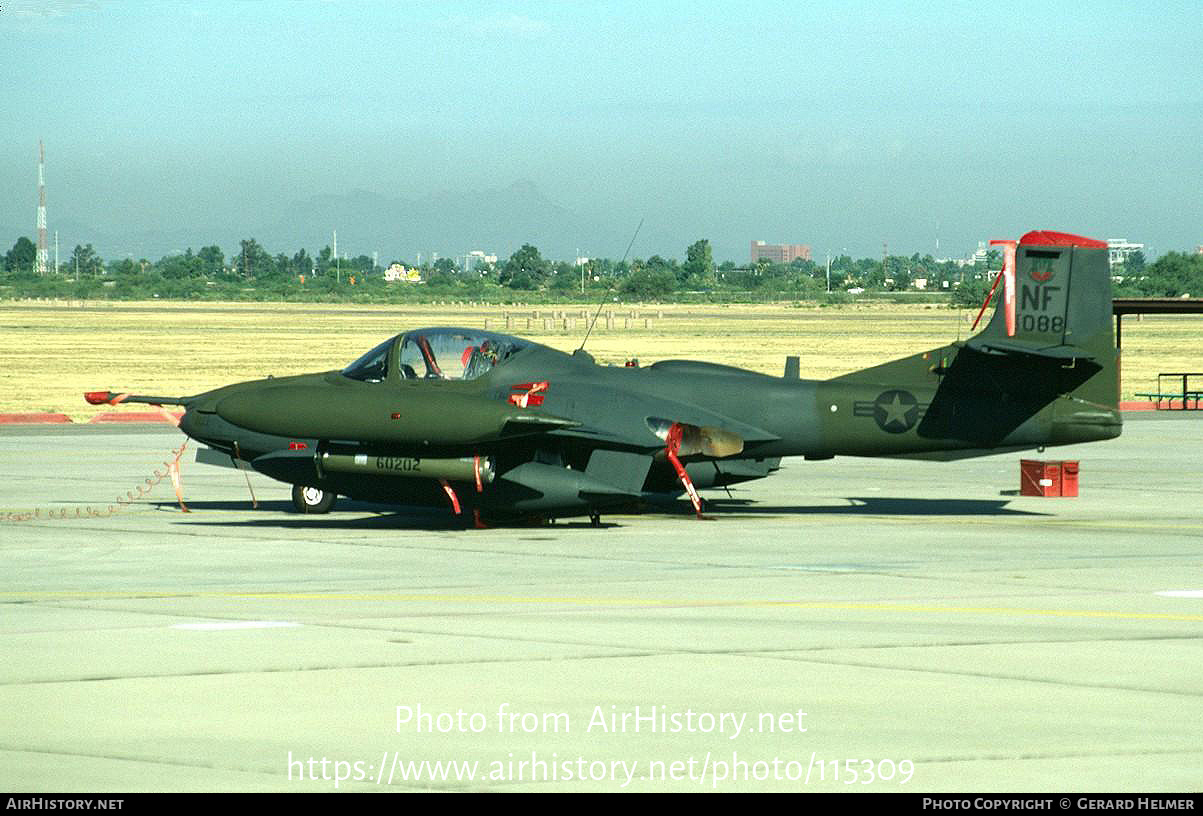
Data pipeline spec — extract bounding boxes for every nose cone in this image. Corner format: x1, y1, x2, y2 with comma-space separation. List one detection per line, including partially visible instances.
215, 390, 278, 435
216, 384, 385, 440
177, 404, 244, 448
178, 407, 201, 439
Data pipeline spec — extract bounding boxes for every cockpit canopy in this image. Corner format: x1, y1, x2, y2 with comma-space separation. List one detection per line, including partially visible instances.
341, 328, 529, 383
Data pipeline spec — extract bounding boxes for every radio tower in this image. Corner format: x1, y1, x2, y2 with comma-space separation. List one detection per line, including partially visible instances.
36, 140, 48, 276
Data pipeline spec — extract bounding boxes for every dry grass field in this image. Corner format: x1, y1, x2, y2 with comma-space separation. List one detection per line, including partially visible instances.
0, 300, 1198, 420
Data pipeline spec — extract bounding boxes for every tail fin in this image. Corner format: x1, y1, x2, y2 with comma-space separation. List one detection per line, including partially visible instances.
968, 232, 1114, 364
916, 230, 1119, 447
829, 230, 1119, 449
965, 230, 1117, 411
825, 230, 1120, 454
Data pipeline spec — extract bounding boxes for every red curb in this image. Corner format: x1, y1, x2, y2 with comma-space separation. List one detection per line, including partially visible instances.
0, 413, 74, 424
1119, 401, 1157, 412
88, 412, 183, 424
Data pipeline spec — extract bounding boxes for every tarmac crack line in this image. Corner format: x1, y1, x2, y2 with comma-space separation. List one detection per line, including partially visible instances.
744, 652, 1203, 699
915, 746, 1203, 766
292, 622, 1203, 658
10, 593, 1203, 625
0, 745, 441, 792
0, 650, 665, 687
0, 744, 280, 777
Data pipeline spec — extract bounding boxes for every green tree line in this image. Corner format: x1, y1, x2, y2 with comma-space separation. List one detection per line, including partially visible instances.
3, 235, 1201, 303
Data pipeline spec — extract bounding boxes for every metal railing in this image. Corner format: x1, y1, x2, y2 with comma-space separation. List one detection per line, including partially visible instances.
1137, 373, 1203, 410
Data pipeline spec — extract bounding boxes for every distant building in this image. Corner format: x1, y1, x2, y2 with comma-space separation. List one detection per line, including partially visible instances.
384, 262, 421, 283
751, 241, 811, 264
1107, 238, 1144, 268
465, 250, 498, 274
953, 242, 990, 269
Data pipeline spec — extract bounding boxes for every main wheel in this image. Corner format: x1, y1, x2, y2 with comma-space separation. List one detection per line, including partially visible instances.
292, 484, 336, 514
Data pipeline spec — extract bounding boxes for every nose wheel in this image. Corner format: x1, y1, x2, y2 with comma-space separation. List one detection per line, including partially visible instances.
292, 484, 336, 514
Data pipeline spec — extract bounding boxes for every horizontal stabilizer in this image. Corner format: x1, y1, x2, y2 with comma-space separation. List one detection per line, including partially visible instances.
965, 337, 1096, 361
889, 444, 1038, 461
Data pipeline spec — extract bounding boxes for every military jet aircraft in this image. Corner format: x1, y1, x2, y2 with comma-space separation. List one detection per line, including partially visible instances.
86, 230, 1120, 525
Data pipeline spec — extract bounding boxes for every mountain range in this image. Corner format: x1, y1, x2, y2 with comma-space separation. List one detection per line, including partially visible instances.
3, 180, 627, 265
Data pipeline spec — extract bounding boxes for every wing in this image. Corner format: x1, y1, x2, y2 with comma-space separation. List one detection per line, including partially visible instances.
537, 383, 780, 454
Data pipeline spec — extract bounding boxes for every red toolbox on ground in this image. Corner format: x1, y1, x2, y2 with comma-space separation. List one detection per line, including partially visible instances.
1020, 460, 1079, 497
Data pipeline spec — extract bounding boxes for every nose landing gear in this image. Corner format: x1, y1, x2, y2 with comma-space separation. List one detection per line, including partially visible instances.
292, 484, 336, 514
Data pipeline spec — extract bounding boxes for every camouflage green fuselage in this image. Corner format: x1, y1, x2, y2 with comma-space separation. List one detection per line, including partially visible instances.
157, 234, 1124, 518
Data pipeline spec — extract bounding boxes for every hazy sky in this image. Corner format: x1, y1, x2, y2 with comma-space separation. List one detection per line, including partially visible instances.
2, 0, 1201, 262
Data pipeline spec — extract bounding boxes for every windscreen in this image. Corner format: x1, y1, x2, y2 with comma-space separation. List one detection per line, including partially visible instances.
341, 336, 394, 383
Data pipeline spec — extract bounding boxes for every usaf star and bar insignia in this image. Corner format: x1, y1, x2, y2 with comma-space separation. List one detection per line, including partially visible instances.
853, 389, 927, 434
